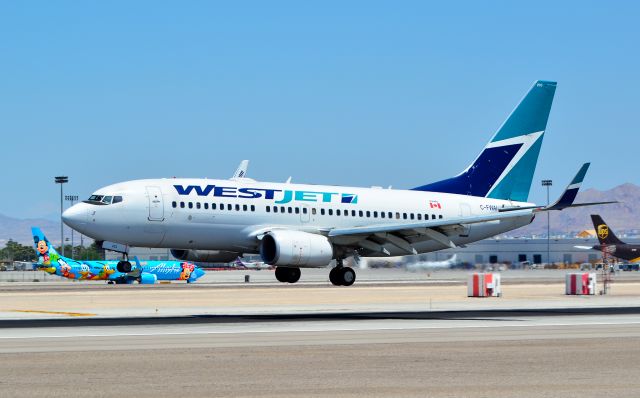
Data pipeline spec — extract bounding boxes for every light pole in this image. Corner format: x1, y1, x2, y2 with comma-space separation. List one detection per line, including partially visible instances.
55, 176, 68, 257
542, 179, 553, 265
65, 195, 78, 259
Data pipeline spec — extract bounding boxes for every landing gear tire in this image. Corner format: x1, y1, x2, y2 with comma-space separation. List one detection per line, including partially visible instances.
117, 261, 132, 273
330, 266, 356, 286
275, 267, 288, 283
340, 267, 356, 286
329, 267, 341, 286
275, 267, 301, 284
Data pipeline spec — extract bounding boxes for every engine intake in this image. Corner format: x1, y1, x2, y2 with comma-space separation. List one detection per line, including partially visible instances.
139, 272, 158, 284
170, 249, 240, 263
260, 230, 333, 267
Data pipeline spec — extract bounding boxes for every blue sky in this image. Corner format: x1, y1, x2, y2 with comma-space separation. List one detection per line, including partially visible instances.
1, 1, 638, 219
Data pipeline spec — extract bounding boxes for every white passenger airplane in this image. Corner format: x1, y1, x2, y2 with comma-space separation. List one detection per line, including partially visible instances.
232, 257, 273, 270
353, 253, 457, 270
63, 81, 610, 286
405, 254, 458, 272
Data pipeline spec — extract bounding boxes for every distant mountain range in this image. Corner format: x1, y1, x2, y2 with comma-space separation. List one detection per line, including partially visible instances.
1, 183, 639, 247
0, 214, 62, 247
509, 183, 640, 237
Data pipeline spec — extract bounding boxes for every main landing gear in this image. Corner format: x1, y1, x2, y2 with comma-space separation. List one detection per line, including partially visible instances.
329, 259, 356, 286
116, 255, 132, 273
275, 267, 301, 284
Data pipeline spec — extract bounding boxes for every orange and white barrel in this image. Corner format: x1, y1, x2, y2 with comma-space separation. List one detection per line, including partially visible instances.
565, 273, 596, 295
468, 273, 501, 297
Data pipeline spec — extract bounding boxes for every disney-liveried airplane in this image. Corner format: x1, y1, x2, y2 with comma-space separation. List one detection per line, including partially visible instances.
62, 81, 612, 286
31, 227, 205, 284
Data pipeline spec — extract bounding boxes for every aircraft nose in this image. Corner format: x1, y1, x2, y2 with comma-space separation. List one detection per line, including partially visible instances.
62, 203, 88, 229
193, 267, 206, 280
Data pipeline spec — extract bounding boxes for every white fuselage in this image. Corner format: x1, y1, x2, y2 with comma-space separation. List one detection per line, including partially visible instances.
63, 178, 535, 260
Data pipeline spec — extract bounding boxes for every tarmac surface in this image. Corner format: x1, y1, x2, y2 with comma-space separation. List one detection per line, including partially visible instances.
1, 269, 640, 397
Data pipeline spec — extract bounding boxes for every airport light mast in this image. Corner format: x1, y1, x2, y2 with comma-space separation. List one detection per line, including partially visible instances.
542, 179, 553, 265
65, 194, 78, 259
55, 176, 68, 257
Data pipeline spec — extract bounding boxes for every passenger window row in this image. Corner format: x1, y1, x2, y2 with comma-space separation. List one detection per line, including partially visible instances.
265, 206, 307, 214
172, 201, 256, 212
171, 201, 444, 221
265, 205, 443, 220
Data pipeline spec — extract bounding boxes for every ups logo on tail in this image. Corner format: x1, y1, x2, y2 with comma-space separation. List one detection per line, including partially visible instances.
597, 224, 609, 239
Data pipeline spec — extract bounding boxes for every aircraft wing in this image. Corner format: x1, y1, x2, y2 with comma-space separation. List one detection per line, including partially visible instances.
327, 163, 606, 255
327, 209, 534, 254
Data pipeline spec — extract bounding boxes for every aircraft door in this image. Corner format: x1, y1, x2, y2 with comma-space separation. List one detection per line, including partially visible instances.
458, 203, 472, 237
300, 204, 310, 223
146, 186, 164, 221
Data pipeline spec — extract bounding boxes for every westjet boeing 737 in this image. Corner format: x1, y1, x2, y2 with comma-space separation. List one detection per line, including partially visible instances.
62, 81, 610, 286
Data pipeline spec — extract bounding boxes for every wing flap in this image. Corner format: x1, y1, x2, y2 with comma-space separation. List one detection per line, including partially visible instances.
328, 209, 533, 238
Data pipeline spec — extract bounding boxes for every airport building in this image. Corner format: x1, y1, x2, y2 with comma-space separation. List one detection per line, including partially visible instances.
115, 237, 640, 267
419, 237, 640, 265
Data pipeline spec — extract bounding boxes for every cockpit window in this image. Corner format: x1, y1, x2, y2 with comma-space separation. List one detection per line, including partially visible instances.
84, 194, 123, 205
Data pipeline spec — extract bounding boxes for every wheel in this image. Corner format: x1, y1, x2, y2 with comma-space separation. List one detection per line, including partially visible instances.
287, 268, 301, 283
329, 267, 342, 286
275, 267, 301, 283
340, 267, 356, 286
275, 267, 288, 283
117, 261, 132, 273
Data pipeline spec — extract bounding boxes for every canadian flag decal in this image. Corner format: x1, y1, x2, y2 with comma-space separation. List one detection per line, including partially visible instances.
429, 200, 442, 209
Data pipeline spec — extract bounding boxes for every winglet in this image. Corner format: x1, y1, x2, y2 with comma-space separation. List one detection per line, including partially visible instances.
545, 163, 590, 210
544, 163, 616, 211
231, 160, 249, 179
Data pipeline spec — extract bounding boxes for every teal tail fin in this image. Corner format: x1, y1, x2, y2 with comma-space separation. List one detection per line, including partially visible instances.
413, 80, 557, 202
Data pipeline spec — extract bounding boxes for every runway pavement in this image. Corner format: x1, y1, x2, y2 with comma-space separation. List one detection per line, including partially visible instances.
1, 279, 640, 319
1, 308, 640, 397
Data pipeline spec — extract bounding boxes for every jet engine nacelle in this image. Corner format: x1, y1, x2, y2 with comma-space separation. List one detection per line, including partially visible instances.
139, 272, 158, 284
260, 230, 333, 267
170, 249, 240, 263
